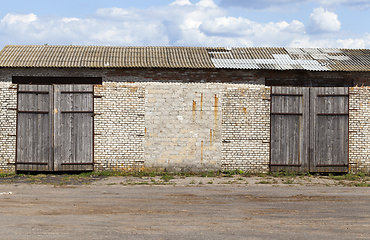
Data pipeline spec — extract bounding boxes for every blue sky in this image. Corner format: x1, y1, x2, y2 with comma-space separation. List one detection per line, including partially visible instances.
1, 0, 370, 49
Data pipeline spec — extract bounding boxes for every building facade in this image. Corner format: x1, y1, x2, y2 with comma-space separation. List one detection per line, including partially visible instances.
0, 45, 369, 173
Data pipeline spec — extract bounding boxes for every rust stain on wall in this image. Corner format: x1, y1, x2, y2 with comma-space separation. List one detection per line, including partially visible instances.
242, 107, 248, 115
192, 100, 196, 122
128, 86, 138, 93
210, 129, 213, 145
200, 93, 203, 119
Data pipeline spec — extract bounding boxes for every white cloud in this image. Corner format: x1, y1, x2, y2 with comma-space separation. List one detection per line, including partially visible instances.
199, 17, 254, 37
196, 16, 307, 47
61, 17, 79, 23
170, 0, 192, 6
1, 13, 37, 24
337, 34, 370, 49
95, 7, 139, 20
0, 14, 168, 46
308, 7, 341, 33
0, 0, 369, 49
196, 0, 218, 8
284, 20, 306, 33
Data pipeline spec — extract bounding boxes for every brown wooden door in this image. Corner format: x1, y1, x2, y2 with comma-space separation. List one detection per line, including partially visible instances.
16, 84, 94, 171
271, 87, 348, 173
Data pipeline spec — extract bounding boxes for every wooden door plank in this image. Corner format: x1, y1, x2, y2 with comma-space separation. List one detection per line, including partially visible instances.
309, 88, 316, 172
53, 85, 61, 171
302, 87, 309, 172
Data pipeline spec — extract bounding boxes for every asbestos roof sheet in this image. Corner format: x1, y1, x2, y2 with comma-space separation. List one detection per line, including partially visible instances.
0, 45, 370, 72
0, 45, 214, 69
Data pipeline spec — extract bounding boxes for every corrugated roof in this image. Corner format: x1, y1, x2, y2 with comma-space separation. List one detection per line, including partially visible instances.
0, 45, 214, 69
0, 45, 370, 72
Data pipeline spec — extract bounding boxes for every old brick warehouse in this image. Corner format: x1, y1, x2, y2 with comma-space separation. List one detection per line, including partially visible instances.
0, 45, 369, 174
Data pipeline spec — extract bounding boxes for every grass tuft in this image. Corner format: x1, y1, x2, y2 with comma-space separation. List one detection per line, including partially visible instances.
160, 174, 175, 182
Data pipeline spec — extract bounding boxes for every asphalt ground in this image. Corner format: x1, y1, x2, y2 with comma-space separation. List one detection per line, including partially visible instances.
0, 175, 369, 239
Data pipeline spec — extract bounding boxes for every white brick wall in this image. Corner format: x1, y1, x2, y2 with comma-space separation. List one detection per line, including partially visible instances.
221, 85, 271, 173
349, 86, 370, 173
144, 83, 222, 172
0, 81, 17, 173
94, 82, 145, 171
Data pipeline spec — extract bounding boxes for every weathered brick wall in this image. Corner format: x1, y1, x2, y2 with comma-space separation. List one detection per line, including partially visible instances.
144, 83, 222, 172
221, 84, 270, 173
1, 67, 370, 173
0, 80, 17, 173
349, 86, 370, 173
106, 69, 272, 172
94, 82, 145, 171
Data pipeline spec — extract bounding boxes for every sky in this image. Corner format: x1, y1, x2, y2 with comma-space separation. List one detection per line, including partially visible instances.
1, 0, 370, 49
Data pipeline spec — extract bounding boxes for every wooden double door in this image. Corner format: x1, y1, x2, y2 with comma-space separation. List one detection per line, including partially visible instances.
16, 84, 94, 171
271, 87, 348, 173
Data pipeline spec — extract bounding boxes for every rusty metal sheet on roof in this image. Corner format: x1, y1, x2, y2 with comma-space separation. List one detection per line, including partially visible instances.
1, 45, 370, 71
0, 45, 214, 69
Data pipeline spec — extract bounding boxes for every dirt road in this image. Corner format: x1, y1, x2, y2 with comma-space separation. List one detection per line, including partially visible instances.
0, 176, 369, 239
